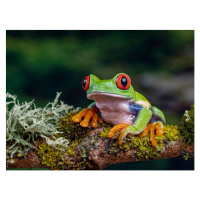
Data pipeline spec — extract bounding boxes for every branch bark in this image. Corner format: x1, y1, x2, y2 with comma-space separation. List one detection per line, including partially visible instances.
6, 127, 194, 170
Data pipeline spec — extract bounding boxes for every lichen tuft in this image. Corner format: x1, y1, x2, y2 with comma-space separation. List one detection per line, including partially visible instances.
179, 105, 194, 144
6, 92, 76, 158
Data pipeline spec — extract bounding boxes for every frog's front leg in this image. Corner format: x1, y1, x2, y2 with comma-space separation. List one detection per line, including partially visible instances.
72, 102, 102, 128
108, 108, 152, 145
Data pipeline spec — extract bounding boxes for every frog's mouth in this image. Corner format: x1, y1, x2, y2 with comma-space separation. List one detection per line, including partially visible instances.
87, 92, 131, 100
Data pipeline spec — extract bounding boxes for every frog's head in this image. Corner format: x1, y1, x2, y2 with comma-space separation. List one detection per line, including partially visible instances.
82, 73, 135, 100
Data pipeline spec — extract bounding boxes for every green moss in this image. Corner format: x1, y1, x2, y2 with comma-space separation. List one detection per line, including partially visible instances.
38, 112, 103, 170
38, 110, 184, 169
17, 153, 22, 157
37, 143, 64, 170
56, 112, 93, 168
61, 134, 102, 170
133, 125, 181, 159
56, 111, 90, 142
179, 105, 194, 144
180, 150, 190, 160
38, 111, 90, 169
133, 136, 160, 160
99, 123, 112, 138
65, 140, 79, 155
164, 124, 181, 141
99, 124, 181, 160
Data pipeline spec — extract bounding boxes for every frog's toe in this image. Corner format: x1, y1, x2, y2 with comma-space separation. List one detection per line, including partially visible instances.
150, 122, 158, 147
141, 124, 151, 137
108, 124, 132, 145
141, 121, 164, 147
72, 108, 89, 122
80, 109, 94, 127
108, 124, 129, 138
90, 113, 98, 128
155, 121, 164, 137
118, 126, 134, 145
72, 108, 102, 128
98, 116, 103, 123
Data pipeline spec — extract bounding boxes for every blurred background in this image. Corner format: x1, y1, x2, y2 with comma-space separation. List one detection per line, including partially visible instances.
6, 30, 194, 170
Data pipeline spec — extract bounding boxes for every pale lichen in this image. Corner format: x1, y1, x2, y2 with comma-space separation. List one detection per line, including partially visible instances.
184, 110, 190, 122
6, 92, 78, 158
41, 134, 69, 151
179, 105, 194, 144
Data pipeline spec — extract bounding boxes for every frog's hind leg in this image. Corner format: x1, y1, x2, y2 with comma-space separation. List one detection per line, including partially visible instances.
150, 106, 166, 125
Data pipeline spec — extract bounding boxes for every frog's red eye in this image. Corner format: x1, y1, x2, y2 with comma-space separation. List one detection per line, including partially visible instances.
82, 75, 90, 91
116, 74, 131, 90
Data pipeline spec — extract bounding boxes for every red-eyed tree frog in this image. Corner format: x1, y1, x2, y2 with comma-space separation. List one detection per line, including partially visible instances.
72, 73, 166, 147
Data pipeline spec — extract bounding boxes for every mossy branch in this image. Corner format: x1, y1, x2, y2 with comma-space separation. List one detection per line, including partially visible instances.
6, 94, 194, 170
6, 127, 194, 170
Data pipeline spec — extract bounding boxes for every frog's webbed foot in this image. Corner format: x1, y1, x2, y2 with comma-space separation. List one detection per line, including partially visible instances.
108, 124, 134, 145
141, 121, 164, 147
72, 108, 103, 128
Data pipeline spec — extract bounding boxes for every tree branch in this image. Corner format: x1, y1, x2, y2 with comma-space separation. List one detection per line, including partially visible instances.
6, 127, 194, 170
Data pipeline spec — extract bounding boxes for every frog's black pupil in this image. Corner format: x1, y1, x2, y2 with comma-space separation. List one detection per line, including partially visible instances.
82, 78, 86, 88
121, 77, 127, 87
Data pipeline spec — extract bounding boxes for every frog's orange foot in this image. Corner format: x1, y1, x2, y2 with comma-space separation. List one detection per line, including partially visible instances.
141, 121, 164, 147
72, 108, 102, 128
108, 124, 130, 145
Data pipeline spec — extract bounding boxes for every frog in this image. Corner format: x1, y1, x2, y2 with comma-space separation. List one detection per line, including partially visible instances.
72, 73, 166, 147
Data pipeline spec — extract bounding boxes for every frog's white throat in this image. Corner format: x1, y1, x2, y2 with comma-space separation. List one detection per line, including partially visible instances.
87, 92, 134, 126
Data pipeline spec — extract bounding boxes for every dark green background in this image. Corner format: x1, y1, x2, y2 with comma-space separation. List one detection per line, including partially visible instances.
6, 30, 194, 170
